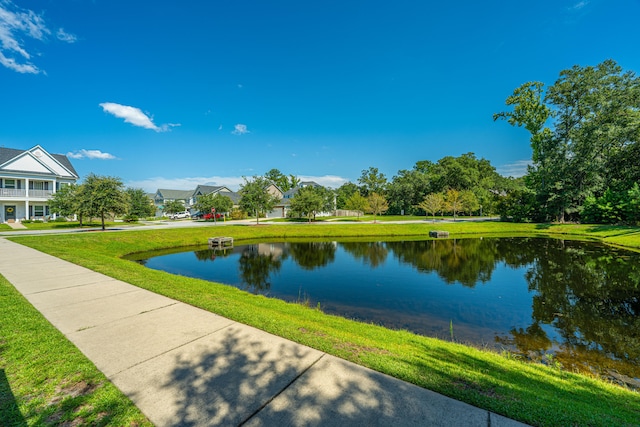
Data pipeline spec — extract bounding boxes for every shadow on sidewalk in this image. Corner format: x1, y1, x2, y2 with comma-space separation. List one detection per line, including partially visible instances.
139, 327, 431, 426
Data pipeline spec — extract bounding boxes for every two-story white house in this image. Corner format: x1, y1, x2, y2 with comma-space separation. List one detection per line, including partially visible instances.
0, 145, 79, 223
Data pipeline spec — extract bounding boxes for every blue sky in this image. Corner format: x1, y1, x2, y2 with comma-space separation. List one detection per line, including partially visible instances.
2, 1, 639, 192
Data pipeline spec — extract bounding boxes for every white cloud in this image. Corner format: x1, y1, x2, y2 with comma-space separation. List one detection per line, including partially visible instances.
67, 149, 116, 160
570, 1, 589, 11
126, 176, 247, 193
0, 1, 75, 74
56, 27, 77, 43
298, 175, 349, 189
232, 124, 250, 135
99, 102, 179, 132
496, 160, 532, 178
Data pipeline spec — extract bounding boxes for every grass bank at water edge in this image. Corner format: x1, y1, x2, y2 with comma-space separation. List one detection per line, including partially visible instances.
8, 222, 640, 427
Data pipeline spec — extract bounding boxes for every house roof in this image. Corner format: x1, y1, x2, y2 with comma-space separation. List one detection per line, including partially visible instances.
192, 185, 233, 196
155, 189, 193, 200
282, 181, 322, 199
0, 146, 78, 178
224, 191, 242, 204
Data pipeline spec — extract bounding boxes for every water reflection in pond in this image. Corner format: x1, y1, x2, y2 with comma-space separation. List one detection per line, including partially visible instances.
134, 237, 640, 387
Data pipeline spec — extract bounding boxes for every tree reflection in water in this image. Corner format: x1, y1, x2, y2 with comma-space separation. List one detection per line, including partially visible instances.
340, 241, 388, 268
288, 242, 336, 270
357, 237, 640, 386
238, 244, 284, 292
386, 238, 499, 287
498, 238, 640, 386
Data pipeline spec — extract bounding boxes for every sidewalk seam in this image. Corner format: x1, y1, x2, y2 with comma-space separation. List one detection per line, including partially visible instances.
106, 320, 238, 378
67, 302, 180, 334
238, 353, 326, 427
26, 281, 138, 296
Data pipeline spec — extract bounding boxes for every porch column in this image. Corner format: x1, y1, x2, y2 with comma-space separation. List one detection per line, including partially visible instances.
25, 178, 29, 198
25, 200, 29, 222
50, 179, 57, 219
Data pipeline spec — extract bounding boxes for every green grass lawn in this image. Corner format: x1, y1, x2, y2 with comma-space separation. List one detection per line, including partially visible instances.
268, 214, 460, 222
6, 222, 640, 426
20, 220, 142, 230
0, 275, 152, 426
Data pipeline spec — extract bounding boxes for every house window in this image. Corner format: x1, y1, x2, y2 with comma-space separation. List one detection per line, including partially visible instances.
30, 181, 46, 190
34, 206, 44, 217
4, 179, 15, 189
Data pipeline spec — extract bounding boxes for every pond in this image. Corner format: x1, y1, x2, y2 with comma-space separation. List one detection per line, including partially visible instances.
132, 237, 640, 387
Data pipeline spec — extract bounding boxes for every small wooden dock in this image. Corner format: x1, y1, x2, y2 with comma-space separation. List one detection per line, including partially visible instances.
429, 230, 449, 238
208, 237, 234, 249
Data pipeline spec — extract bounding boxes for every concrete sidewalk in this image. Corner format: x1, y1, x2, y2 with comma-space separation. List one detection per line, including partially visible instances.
0, 238, 529, 427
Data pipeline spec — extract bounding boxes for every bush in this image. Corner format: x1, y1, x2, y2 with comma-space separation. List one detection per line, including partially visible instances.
229, 209, 247, 220
497, 189, 537, 222
52, 217, 68, 222
122, 214, 139, 223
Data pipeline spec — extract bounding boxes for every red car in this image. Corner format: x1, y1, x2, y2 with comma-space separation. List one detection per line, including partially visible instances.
203, 213, 223, 221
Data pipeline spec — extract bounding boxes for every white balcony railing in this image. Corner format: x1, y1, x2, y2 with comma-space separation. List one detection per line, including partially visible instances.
0, 189, 26, 197
29, 189, 54, 198
0, 189, 54, 198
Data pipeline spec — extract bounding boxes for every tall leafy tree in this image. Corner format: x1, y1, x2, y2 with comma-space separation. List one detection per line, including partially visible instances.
358, 167, 387, 197
194, 192, 234, 216
386, 168, 431, 215
366, 192, 388, 223
48, 184, 80, 221
496, 60, 640, 223
418, 193, 444, 221
444, 189, 462, 221
163, 200, 186, 216
460, 190, 480, 216
126, 187, 154, 220
344, 192, 368, 219
82, 174, 128, 230
335, 182, 359, 209
239, 176, 280, 224
289, 186, 324, 222
264, 168, 300, 192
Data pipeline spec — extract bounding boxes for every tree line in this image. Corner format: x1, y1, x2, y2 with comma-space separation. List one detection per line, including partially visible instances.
494, 59, 640, 224
241, 152, 519, 223
333, 153, 519, 219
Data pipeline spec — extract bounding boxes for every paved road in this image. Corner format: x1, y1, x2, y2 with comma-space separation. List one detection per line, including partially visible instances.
1, 227, 527, 427
0, 216, 500, 237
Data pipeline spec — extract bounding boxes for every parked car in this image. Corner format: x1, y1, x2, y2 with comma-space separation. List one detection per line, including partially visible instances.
203, 213, 223, 221
170, 211, 190, 219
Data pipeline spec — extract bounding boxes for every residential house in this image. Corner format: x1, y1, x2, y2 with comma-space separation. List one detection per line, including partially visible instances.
191, 185, 240, 207
265, 183, 286, 218
191, 185, 241, 211
153, 189, 194, 216
277, 181, 335, 218
0, 145, 78, 223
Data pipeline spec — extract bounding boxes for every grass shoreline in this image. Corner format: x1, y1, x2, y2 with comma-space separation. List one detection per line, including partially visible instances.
5, 222, 640, 426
